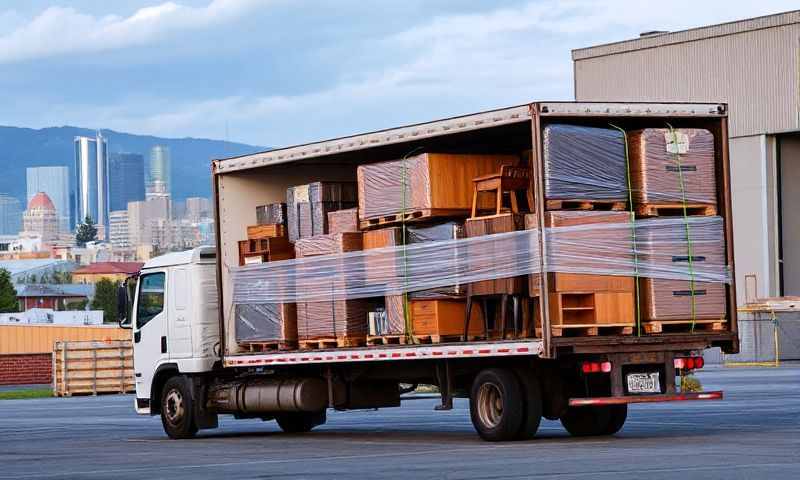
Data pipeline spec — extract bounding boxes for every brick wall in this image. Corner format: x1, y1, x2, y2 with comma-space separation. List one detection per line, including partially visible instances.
0, 353, 52, 385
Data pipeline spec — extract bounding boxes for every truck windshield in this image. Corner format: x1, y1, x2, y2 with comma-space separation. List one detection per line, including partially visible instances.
137, 272, 165, 329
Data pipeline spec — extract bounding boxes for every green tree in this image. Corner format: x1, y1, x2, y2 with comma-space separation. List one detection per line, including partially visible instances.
76, 216, 98, 246
91, 278, 119, 323
0, 269, 18, 313
65, 299, 89, 311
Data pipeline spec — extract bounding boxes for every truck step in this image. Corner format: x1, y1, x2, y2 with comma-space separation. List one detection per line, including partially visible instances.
642, 319, 727, 334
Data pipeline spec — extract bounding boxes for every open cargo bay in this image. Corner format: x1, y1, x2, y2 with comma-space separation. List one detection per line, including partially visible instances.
213, 101, 738, 361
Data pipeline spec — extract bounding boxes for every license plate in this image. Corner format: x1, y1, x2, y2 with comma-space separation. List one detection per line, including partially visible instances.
627, 372, 661, 394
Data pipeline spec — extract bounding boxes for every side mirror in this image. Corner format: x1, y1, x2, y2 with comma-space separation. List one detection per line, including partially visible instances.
117, 282, 132, 329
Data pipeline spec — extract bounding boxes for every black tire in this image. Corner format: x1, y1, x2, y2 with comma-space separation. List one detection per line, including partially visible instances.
513, 369, 543, 440
560, 404, 627, 437
275, 410, 327, 433
469, 368, 524, 442
160, 376, 198, 439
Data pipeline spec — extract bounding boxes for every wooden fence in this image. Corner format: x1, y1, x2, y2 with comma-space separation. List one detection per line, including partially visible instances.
53, 340, 135, 396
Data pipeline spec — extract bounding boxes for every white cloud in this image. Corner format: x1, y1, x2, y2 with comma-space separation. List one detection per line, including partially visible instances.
0, 0, 268, 63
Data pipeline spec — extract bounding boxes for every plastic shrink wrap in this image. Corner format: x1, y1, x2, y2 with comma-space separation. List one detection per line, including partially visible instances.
628, 128, 716, 205
256, 203, 287, 226
363, 228, 406, 335
406, 221, 465, 299
286, 182, 357, 242
357, 153, 515, 221
542, 124, 627, 202
465, 213, 527, 295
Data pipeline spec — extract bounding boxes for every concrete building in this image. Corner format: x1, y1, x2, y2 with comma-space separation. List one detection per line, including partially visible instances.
147, 145, 171, 200
74, 133, 109, 237
26, 166, 71, 233
22, 192, 59, 243
108, 210, 130, 251
108, 153, 145, 212
127, 197, 170, 250
572, 10, 800, 302
0, 194, 22, 235
184, 197, 211, 222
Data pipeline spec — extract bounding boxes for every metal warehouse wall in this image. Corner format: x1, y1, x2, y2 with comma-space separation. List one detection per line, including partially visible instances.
572, 11, 799, 303
572, 11, 800, 138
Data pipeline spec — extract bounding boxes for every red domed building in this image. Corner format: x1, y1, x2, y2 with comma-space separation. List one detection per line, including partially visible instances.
23, 192, 59, 242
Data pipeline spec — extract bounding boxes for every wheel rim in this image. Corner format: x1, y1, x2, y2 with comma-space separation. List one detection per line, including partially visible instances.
164, 389, 184, 425
476, 383, 503, 428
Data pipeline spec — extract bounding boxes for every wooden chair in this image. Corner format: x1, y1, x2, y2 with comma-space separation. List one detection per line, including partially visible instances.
470, 165, 534, 217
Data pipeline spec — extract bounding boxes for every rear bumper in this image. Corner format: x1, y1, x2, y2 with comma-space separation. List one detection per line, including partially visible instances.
569, 391, 723, 406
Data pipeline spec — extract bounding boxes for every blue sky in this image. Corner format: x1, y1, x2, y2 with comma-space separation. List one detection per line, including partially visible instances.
0, 0, 796, 147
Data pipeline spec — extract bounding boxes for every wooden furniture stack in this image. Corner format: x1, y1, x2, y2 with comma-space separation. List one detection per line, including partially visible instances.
356, 153, 516, 229
235, 206, 298, 350
362, 227, 406, 343
287, 182, 357, 242
627, 127, 726, 333
294, 232, 369, 348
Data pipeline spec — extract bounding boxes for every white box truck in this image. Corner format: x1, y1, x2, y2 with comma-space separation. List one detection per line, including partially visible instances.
121, 102, 738, 441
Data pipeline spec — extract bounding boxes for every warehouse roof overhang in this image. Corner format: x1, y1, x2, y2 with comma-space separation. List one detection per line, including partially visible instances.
572, 9, 800, 61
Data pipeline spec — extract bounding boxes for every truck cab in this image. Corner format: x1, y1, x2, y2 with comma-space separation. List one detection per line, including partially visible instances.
123, 246, 219, 415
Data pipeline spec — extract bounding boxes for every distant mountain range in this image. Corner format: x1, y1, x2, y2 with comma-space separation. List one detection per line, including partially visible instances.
0, 125, 266, 205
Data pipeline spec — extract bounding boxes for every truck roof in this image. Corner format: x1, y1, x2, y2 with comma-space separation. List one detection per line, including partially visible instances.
142, 246, 216, 270
211, 101, 726, 175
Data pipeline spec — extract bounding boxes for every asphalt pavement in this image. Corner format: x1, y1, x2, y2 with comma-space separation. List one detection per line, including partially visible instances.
1, 364, 798, 479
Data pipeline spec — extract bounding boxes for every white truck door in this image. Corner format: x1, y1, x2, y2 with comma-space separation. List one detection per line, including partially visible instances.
168, 267, 193, 358
133, 271, 168, 400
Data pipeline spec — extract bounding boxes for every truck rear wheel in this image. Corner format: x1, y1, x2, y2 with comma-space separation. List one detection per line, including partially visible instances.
560, 404, 627, 437
469, 368, 524, 442
275, 410, 327, 433
513, 369, 543, 440
160, 376, 198, 439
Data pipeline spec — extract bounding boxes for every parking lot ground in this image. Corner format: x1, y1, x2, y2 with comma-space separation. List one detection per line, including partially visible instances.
1, 364, 798, 479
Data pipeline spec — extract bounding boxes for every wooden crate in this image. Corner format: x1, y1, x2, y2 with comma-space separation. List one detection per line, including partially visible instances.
327, 208, 359, 235
357, 153, 516, 226
238, 237, 293, 266
247, 223, 286, 239
525, 212, 635, 297
534, 292, 635, 334
410, 299, 484, 338
53, 340, 134, 397
465, 213, 527, 295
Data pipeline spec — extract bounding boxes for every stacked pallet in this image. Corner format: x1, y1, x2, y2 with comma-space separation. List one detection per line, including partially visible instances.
627, 128, 726, 333
527, 211, 636, 337
295, 232, 369, 348
234, 204, 298, 351
287, 182, 358, 242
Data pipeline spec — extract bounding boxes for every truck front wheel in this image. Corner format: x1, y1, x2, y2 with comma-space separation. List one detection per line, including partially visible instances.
560, 404, 627, 437
275, 410, 327, 433
469, 368, 524, 441
160, 376, 198, 439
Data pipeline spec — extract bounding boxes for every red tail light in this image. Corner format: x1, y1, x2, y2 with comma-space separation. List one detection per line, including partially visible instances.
674, 356, 704, 371
581, 361, 612, 374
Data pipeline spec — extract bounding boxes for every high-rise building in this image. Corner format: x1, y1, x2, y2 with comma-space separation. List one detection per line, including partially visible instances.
23, 192, 59, 242
127, 197, 169, 248
74, 132, 109, 238
109, 210, 130, 251
109, 153, 145, 212
184, 197, 211, 222
0, 194, 22, 235
26, 166, 71, 233
147, 145, 171, 200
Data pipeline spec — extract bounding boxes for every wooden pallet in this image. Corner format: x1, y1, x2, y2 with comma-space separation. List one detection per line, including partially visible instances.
642, 319, 726, 334
410, 334, 481, 344
244, 341, 297, 352
298, 336, 366, 350
366, 335, 409, 346
636, 203, 717, 217
359, 208, 467, 229
545, 199, 627, 211
537, 324, 634, 338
